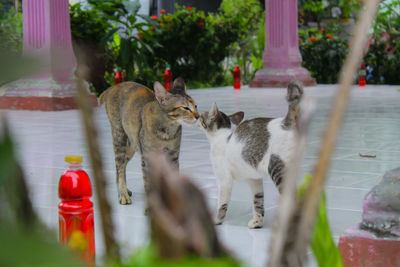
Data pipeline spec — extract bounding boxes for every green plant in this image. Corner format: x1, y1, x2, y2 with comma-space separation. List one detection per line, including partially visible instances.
219, 0, 264, 83
299, 175, 344, 267
362, 1, 400, 84
92, 0, 158, 87
70, 0, 156, 92
70, 2, 116, 94
299, 27, 349, 83
114, 245, 243, 267
0, 6, 22, 55
140, 5, 238, 87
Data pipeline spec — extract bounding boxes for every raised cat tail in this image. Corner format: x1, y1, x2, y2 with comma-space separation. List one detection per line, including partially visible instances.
99, 89, 109, 105
282, 80, 304, 129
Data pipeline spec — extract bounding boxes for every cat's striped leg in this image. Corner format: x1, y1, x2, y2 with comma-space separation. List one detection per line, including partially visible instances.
268, 154, 285, 193
247, 179, 264, 229
112, 127, 133, 205
215, 177, 233, 225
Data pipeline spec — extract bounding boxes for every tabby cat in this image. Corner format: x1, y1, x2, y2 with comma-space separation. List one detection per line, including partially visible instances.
100, 78, 199, 205
199, 81, 303, 228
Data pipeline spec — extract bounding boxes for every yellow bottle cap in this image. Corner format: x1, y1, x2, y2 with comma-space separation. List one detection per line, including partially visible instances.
65, 155, 83, 163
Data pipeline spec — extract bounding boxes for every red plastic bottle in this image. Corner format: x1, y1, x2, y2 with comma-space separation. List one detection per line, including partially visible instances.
164, 63, 172, 90
358, 62, 366, 87
59, 155, 95, 264
233, 63, 241, 90
114, 67, 124, 85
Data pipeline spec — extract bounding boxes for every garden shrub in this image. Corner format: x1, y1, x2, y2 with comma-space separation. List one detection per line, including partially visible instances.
219, 0, 264, 84
362, 1, 400, 84
299, 27, 349, 84
70, 0, 157, 93
139, 5, 239, 87
0, 6, 22, 56
70, 3, 116, 94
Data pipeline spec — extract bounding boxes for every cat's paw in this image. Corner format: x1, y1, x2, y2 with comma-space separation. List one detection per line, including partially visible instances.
119, 191, 132, 205
248, 217, 263, 229
127, 189, 132, 197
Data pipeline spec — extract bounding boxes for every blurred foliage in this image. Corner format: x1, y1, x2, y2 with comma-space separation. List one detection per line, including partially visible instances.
299, 175, 344, 267
0, 224, 87, 267
0, 5, 22, 55
0, 53, 41, 86
139, 4, 239, 87
111, 245, 243, 267
299, 26, 349, 83
0, 119, 86, 267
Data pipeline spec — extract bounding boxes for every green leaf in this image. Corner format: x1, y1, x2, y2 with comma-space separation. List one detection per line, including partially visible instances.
113, 31, 121, 47
298, 175, 344, 267
101, 27, 120, 45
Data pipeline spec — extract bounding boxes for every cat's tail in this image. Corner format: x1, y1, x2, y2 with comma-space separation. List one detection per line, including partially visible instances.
282, 80, 304, 129
99, 89, 109, 105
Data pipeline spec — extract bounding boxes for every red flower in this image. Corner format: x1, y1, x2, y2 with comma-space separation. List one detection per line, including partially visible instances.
150, 15, 158, 19
151, 26, 155, 31
218, 21, 222, 25
320, 28, 325, 32
186, 6, 192, 11
326, 34, 332, 39
138, 34, 143, 39
197, 22, 205, 28
200, 14, 204, 18
298, 38, 302, 43
309, 36, 318, 42
161, 9, 166, 14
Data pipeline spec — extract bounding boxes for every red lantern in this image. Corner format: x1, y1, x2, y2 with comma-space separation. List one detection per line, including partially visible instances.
358, 62, 366, 87
59, 155, 95, 264
114, 67, 124, 85
233, 63, 241, 90
164, 63, 172, 91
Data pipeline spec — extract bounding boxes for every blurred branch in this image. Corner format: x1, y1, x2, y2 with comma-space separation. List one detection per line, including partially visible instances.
0, 117, 37, 228
75, 72, 120, 261
267, 97, 316, 267
147, 153, 228, 259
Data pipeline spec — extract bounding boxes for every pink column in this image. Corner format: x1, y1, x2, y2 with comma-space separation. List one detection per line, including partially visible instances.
0, 0, 97, 110
250, 0, 316, 88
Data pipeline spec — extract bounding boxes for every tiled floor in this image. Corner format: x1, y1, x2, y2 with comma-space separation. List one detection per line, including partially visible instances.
2, 84, 400, 266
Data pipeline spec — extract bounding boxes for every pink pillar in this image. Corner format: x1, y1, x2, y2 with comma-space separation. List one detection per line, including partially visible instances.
250, 0, 316, 88
0, 0, 97, 110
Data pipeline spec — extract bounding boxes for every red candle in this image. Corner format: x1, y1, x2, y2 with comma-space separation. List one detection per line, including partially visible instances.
114, 67, 124, 85
164, 64, 172, 90
233, 63, 241, 90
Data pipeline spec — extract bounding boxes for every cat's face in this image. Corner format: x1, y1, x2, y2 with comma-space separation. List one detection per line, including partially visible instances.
199, 103, 244, 134
154, 78, 199, 125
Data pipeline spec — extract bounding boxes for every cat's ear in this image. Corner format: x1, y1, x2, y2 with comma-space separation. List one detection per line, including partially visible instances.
172, 77, 186, 92
209, 102, 219, 120
154, 81, 172, 105
229, 111, 244, 125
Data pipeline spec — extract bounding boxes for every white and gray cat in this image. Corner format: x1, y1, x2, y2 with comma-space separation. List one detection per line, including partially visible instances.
199, 81, 303, 228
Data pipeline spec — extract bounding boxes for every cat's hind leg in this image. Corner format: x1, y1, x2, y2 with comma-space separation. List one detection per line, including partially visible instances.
215, 176, 233, 225
111, 126, 135, 205
247, 179, 264, 229
268, 154, 285, 193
